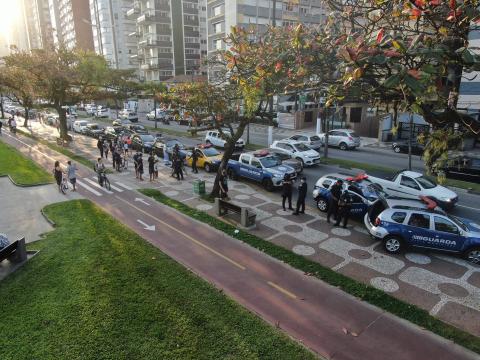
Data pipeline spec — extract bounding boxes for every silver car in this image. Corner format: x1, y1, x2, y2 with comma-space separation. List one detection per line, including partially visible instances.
286, 133, 323, 150
265, 148, 303, 174
319, 129, 361, 150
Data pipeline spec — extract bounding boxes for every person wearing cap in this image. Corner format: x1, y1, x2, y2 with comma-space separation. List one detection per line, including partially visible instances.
327, 179, 343, 223
293, 177, 307, 215
282, 173, 294, 211
335, 189, 353, 228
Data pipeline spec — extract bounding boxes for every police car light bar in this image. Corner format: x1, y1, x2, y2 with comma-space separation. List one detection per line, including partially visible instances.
196, 143, 212, 149
346, 173, 369, 182
254, 150, 269, 157
419, 196, 437, 210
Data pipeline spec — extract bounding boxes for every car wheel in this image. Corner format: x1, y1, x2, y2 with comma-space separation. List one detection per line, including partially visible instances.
316, 198, 328, 212
295, 157, 305, 167
339, 142, 348, 151
393, 146, 401, 153
204, 163, 211, 173
262, 178, 274, 192
383, 236, 403, 254
464, 247, 480, 264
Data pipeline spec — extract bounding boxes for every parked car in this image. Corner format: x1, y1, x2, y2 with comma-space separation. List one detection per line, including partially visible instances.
205, 129, 245, 149
103, 126, 123, 141
130, 134, 156, 153
125, 124, 148, 134
119, 109, 138, 122
152, 138, 187, 159
270, 140, 321, 167
73, 120, 89, 133
441, 156, 480, 183
112, 119, 132, 127
319, 129, 361, 150
392, 140, 424, 155
85, 104, 97, 116
366, 170, 458, 210
96, 106, 110, 118
262, 148, 303, 174
286, 133, 323, 150
185, 144, 223, 173
227, 151, 296, 191
84, 123, 104, 138
364, 199, 480, 263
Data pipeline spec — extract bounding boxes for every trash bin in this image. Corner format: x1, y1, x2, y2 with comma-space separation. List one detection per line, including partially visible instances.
193, 180, 205, 195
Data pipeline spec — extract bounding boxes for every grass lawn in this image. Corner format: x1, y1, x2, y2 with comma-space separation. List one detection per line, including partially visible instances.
0, 200, 315, 360
0, 140, 52, 185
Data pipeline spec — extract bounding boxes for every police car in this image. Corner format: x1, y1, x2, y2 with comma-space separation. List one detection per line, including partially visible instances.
365, 197, 480, 263
312, 173, 384, 216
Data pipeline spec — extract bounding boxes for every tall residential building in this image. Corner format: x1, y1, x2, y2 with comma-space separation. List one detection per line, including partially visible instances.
48, 0, 95, 50
23, 0, 54, 49
89, 0, 138, 69
127, 0, 208, 82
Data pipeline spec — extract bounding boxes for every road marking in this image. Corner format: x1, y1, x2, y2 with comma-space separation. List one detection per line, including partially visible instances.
457, 204, 480, 211
114, 195, 246, 271
84, 178, 114, 194
135, 197, 150, 206
76, 180, 102, 196
89, 176, 123, 192
267, 281, 297, 300
137, 219, 156, 231
114, 181, 133, 190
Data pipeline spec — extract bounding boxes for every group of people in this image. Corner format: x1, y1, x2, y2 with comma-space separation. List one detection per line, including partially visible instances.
327, 179, 353, 228
53, 160, 77, 193
170, 144, 185, 181
96, 136, 129, 172
281, 174, 308, 215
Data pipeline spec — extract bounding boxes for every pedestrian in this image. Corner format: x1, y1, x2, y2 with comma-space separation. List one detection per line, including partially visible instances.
133, 151, 140, 178
327, 179, 343, 223
66, 160, 77, 191
53, 160, 63, 193
219, 168, 229, 199
148, 152, 155, 182
170, 151, 177, 177
335, 189, 353, 228
97, 138, 104, 158
174, 157, 184, 181
123, 140, 129, 157
191, 148, 199, 174
10, 117, 16, 134
103, 139, 109, 159
281, 173, 294, 211
293, 177, 307, 215
109, 139, 114, 156
138, 154, 144, 181
0, 119, 3, 135
154, 154, 159, 179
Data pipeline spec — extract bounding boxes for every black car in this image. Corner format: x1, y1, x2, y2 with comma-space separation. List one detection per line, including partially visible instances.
152, 138, 187, 159
130, 134, 156, 153
103, 126, 123, 141
442, 156, 480, 183
84, 123, 104, 138
392, 140, 424, 155
125, 124, 148, 134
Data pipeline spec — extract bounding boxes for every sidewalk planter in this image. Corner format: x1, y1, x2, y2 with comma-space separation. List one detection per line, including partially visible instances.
193, 180, 205, 195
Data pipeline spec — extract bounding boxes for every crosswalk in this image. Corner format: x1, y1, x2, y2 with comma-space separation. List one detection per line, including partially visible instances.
76, 177, 133, 197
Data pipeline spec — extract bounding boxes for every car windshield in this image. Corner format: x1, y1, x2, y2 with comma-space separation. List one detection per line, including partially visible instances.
259, 156, 281, 168
134, 125, 146, 130
415, 176, 436, 189
203, 147, 220, 157
140, 135, 155, 142
349, 132, 360, 138
449, 215, 468, 232
293, 143, 310, 152
311, 135, 321, 141
89, 125, 99, 130
167, 141, 184, 149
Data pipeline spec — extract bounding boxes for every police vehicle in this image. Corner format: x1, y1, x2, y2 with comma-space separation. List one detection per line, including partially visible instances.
365, 197, 480, 263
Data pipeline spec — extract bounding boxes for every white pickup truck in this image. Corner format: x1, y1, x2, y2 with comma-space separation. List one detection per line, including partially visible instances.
366, 170, 458, 210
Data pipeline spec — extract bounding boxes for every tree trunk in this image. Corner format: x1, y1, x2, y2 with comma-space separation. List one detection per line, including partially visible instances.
57, 106, 69, 140
210, 120, 248, 198
0, 93, 4, 119
23, 106, 29, 128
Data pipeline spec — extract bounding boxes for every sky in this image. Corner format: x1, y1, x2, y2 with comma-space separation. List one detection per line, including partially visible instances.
0, 0, 22, 45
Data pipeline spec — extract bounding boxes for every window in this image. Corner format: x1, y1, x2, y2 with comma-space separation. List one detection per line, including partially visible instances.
298, 135, 307, 141
322, 180, 332, 189
400, 176, 420, 190
290, 135, 299, 140
213, 22, 222, 33
416, 176, 436, 189
391, 212, 407, 224
350, 193, 362, 203
284, 144, 294, 152
329, 130, 341, 136
408, 213, 430, 229
434, 216, 459, 234
213, 5, 222, 16
241, 155, 250, 165
251, 159, 262, 168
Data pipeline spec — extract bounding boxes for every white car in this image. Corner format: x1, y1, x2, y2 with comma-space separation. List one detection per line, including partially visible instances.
119, 109, 138, 122
205, 130, 245, 149
318, 129, 361, 150
96, 106, 110, 118
286, 133, 323, 150
270, 140, 321, 167
366, 170, 458, 210
85, 104, 97, 116
73, 120, 89, 133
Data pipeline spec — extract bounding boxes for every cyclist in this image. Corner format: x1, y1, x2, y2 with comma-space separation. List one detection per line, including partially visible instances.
94, 157, 106, 186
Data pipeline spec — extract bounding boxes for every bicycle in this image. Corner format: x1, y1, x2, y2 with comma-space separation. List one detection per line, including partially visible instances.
60, 173, 69, 194
98, 171, 111, 191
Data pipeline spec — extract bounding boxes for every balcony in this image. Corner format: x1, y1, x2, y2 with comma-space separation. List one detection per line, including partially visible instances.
126, 1, 140, 17
128, 31, 138, 37
140, 60, 173, 70
137, 9, 171, 24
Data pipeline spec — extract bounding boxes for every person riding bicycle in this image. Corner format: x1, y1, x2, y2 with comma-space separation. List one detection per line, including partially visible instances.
94, 157, 106, 186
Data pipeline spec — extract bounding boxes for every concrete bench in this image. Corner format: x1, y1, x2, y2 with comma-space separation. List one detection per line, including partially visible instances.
0, 238, 27, 264
214, 198, 256, 229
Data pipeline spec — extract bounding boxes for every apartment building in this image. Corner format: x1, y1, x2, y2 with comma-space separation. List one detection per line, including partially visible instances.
89, 0, 138, 69
22, 0, 54, 50
48, 0, 94, 50
127, 0, 208, 82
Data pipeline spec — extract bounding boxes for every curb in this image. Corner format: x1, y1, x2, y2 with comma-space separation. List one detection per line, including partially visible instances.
40, 208, 56, 227
0, 173, 52, 188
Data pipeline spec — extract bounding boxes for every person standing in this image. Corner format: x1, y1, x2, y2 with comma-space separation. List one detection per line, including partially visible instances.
327, 179, 343, 223
148, 152, 155, 182
66, 161, 77, 191
123, 140, 129, 157
97, 138, 104, 158
53, 161, 63, 193
219, 168, 229, 199
335, 189, 353, 228
0, 119, 3, 135
103, 139, 109, 159
174, 157, 184, 181
191, 148, 199, 174
10, 117, 16, 134
281, 174, 293, 211
154, 154, 159, 179
133, 151, 140, 178
293, 177, 307, 215
137, 154, 144, 181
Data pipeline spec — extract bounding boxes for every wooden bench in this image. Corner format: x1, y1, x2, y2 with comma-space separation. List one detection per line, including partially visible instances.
0, 238, 27, 264
214, 198, 257, 229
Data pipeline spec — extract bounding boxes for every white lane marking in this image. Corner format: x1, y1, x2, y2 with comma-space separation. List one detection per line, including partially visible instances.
84, 178, 114, 194
114, 181, 133, 190
457, 204, 480, 211
137, 219, 156, 231
76, 179, 102, 196
135, 198, 150, 206
90, 176, 123, 192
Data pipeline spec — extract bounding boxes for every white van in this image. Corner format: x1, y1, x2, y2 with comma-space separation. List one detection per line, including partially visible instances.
73, 120, 89, 133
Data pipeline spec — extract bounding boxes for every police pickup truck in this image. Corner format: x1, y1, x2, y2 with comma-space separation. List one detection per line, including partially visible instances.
365, 170, 458, 210
365, 197, 480, 263
227, 151, 296, 191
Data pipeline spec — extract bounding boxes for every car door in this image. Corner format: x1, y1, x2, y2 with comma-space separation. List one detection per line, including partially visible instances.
239, 155, 252, 178
328, 131, 339, 146
433, 215, 465, 252
404, 212, 433, 248
348, 192, 368, 216
283, 143, 296, 157
250, 158, 264, 182
397, 175, 421, 199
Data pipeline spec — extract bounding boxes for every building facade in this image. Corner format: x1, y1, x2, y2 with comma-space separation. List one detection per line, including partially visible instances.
48, 0, 95, 50
22, 0, 54, 50
89, 0, 138, 69
127, 0, 207, 82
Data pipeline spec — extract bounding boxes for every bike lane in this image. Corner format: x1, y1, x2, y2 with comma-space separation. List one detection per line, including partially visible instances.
0, 131, 477, 360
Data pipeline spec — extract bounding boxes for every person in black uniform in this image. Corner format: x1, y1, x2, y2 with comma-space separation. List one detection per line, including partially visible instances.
327, 179, 343, 223
335, 189, 353, 228
174, 157, 184, 180
282, 173, 293, 211
191, 148, 199, 174
293, 177, 307, 215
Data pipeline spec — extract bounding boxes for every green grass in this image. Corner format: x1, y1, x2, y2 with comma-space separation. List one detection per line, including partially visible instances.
443, 178, 480, 193
0, 200, 315, 360
0, 140, 52, 185
139, 188, 480, 355
245, 143, 264, 151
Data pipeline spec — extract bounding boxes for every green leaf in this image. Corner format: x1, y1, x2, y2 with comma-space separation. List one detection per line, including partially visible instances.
383, 74, 400, 88
462, 50, 475, 64
404, 75, 424, 95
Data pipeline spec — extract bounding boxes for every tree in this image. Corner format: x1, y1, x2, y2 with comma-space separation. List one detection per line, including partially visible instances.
325, 0, 480, 173
101, 68, 140, 117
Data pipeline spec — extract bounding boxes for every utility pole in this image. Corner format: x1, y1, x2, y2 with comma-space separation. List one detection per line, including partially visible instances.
269, 0, 276, 114
408, 111, 413, 171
